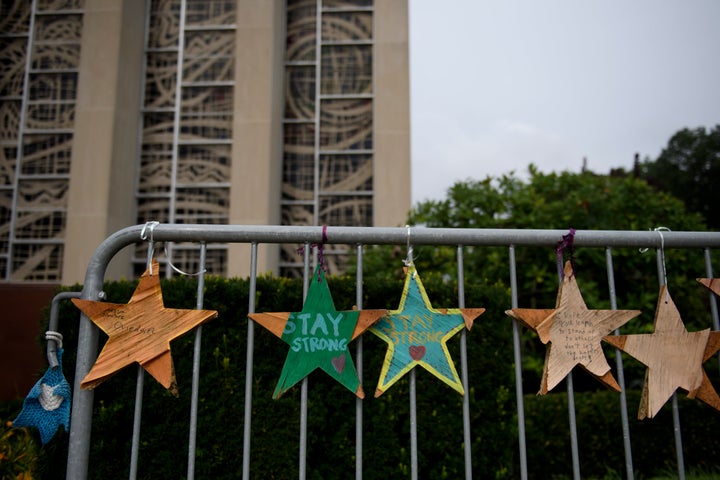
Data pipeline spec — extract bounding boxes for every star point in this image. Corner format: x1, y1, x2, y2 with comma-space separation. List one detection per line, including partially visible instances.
697, 277, 720, 297
72, 260, 217, 395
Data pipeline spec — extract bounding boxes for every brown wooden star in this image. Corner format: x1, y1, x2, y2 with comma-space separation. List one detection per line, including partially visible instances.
604, 285, 720, 419
506, 261, 640, 394
72, 260, 217, 396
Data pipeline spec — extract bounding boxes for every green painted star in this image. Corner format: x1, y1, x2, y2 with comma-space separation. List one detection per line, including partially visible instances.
249, 266, 385, 398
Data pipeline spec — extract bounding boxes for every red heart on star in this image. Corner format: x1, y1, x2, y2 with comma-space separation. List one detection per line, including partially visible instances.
409, 345, 426, 361
331, 355, 346, 374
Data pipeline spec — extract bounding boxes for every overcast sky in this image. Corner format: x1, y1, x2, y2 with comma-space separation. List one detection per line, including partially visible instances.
409, 1, 720, 204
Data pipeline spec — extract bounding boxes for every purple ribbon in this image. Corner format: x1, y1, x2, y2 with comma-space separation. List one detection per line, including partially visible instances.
297, 225, 328, 282
555, 228, 576, 279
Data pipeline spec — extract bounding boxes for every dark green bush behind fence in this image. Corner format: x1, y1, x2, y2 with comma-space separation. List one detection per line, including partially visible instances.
4, 274, 720, 479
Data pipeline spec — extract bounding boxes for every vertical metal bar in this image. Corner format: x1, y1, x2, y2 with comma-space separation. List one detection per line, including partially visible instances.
672, 394, 685, 480
457, 246, 472, 480
242, 243, 259, 480
703, 248, 720, 332
67, 276, 103, 477
656, 249, 686, 480
67, 317, 98, 480
47, 292, 82, 367
605, 247, 634, 480
299, 243, 311, 480
355, 244, 364, 480
703, 248, 720, 374
557, 262, 580, 480
409, 368, 418, 480
406, 233, 418, 480
129, 242, 157, 479
187, 243, 207, 479
508, 246, 528, 480
566, 373, 580, 480
129, 367, 144, 480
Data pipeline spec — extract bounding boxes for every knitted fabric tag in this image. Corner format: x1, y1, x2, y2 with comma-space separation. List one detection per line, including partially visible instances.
13, 349, 71, 445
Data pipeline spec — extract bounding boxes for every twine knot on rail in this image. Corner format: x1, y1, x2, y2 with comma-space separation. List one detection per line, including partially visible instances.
556, 228, 576, 279
297, 225, 329, 282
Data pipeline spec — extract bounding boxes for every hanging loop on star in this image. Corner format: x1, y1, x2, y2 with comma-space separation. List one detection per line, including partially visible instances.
555, 228, 576, 279
639, 226, 671, 289
163, 242, 207, 276
297, 225, 329, 282
404, 224, 414, 269
140, 221, 160, 275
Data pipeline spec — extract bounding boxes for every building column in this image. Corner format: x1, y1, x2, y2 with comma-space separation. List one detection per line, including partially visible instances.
227, 0, 285, 278
63, 0, 145, 284
373, 0, 411, 227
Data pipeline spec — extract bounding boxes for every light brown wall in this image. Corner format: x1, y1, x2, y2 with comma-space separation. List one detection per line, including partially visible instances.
373, 0, 412, 227
227, 0, 285, 277
63, 0, 145, 284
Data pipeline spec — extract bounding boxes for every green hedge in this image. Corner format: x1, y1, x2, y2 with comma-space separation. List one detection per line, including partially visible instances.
4, 274, 720, 479
523, 390, 720, 479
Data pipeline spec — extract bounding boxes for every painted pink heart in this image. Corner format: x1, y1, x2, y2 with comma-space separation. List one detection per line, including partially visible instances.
331, 355, 346, 373
408, 345, 426, 361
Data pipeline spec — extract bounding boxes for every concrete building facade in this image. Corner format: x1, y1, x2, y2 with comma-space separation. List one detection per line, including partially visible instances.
0, 0, 410, 283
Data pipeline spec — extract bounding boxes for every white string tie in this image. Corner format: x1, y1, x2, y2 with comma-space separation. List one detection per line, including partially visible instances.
164, 243, 206, 277
640, 226, 670, 295
141, 221, 160, 275
404, 225, 413, 266
655, 226, 670, 290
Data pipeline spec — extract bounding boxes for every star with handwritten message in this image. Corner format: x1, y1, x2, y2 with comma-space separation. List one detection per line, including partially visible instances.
370, 265, 484, 396
72, 260, 217, 396
249, 266, 385, 399
605, 285, 720, 418
506, 261, 640, 394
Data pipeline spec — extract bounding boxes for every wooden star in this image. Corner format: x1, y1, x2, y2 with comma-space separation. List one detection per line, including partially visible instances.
370, 265, 484, 396
249, 266, 385, 399
604, 285, 720, 419
506, 261, 640, 394
72, 260, 217, 396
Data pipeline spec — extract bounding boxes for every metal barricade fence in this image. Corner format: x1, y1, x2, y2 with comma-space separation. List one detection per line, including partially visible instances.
65, 224, 720, 480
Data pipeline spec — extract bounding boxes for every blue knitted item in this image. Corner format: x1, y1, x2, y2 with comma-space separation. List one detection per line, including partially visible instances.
13, 349, 71, 445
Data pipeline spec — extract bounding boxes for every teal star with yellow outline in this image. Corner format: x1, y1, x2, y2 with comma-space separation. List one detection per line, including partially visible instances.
370, 265, 484, 396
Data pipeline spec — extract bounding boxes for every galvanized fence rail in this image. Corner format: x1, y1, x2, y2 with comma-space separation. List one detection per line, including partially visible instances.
65, 225, 720, 479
